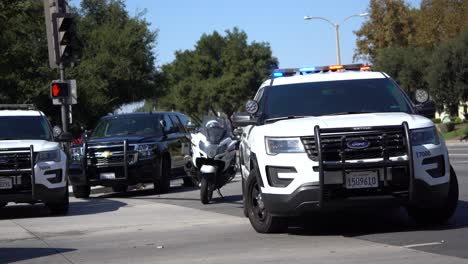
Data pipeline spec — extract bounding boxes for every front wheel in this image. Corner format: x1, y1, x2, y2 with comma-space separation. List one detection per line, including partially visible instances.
154, 156, 171, 194
46, 187, 69, 216
407, 166, 459, 225
245, 168, 288, 233
200, 176, 213, 204
72, 185, 90, 198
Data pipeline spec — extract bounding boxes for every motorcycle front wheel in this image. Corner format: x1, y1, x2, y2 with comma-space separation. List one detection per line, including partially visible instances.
200, 176, 214, 204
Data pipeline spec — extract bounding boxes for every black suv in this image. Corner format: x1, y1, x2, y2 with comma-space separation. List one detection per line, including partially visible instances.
69, 112, 192, 198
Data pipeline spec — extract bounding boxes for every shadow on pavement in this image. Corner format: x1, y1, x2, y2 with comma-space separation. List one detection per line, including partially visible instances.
0, 247, 76, 264
287, 200, 468, 237
0, 199, 127, 220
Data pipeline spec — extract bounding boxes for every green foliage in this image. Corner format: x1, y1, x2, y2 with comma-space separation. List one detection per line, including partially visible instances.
441, 124, 468, 140
161, 28, 277, 121
374, 46, 430, 93
426, 29, 468, 114
0, 0, 159, 129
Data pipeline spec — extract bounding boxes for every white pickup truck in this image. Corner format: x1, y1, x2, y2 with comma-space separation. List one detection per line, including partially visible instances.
0, 105, 72, 215
233, 64, 459, 233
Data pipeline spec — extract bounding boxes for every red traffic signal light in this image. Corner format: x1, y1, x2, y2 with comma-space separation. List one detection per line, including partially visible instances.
50, 81, 70, 98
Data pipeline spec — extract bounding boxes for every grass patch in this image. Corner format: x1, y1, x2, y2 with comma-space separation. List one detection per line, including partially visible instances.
442, 123, 468, 140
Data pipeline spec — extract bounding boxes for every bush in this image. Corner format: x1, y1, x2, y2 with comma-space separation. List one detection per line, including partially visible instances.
433, 118, 441, 124
454, 117, 463, 124
438, 122, 456, 133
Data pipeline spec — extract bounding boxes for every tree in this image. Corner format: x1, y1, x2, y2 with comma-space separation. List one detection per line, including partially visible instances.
354, 0, 415, 62
374, 46, 431, 94
412, 0, 468, 47
161, 28, 278, 122
426, 29, 468, 115
0, 0, 160, 130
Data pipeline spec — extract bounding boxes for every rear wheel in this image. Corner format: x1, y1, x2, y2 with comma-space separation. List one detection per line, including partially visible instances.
154, 156, 171, 194
112, 185, 128, 193
46, 186, 69, 216
200, 176, 213, 204
407, 166, 459, 225
245, 168, 288, 233
72, 185, 90, 198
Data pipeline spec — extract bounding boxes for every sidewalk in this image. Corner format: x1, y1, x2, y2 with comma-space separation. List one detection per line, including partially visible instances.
446, 140, 468, 147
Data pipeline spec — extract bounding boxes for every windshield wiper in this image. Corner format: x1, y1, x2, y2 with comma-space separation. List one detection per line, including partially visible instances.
323, 111, 375, 116
265, 116, 307, 124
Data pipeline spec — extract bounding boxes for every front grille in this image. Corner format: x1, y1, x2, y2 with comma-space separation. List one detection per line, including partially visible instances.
86, 143, 136, 167
0, 152, 32, 171
301, 128, 407, 162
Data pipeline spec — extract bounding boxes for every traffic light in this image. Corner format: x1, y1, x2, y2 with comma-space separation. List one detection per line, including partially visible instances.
52, 13, 73, 65
50, 81, 70, 99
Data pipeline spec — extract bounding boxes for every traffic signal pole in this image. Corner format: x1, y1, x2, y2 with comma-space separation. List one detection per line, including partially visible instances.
59, 62, 68, 133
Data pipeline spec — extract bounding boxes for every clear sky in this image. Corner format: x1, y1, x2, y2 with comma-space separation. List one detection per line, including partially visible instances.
122, 0, 371, 68
71, 0, 421, 68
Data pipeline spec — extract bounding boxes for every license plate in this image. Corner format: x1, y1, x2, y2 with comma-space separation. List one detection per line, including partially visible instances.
345, 171, 378, 189
0, 177, 13, 189
100, 172, 116, 180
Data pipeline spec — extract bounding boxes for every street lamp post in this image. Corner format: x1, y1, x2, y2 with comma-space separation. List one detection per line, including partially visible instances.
304, 13, 368, 65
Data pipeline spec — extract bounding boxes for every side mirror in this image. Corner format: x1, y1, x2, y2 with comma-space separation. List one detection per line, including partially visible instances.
232, 112, 257, 127
415, 101, 436, 118
57, 132, 73, 142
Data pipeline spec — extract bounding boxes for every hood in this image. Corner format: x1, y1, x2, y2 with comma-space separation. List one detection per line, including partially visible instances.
87, 135, 161, 145
0, 140, 61, 152
262, 113, 434, 137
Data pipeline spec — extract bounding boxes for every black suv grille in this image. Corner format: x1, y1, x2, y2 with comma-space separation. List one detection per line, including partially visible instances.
301, 129, 407, 162
87, 143, 136, 166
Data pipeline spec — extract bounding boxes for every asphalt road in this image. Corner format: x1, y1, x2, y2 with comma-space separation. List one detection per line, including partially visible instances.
0, 144, 467, 264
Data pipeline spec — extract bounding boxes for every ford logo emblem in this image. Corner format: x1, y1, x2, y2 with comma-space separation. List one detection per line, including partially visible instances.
347, 139, 370, 149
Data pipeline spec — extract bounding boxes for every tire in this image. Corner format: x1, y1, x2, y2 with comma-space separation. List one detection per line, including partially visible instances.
200, 176, 213, 204
245, 168, 288, 233
407, 166, 459, 225
112, 185, 128, 193
154, 156, 171, 194
46, 187, 69, 216
72, 185, 90, 198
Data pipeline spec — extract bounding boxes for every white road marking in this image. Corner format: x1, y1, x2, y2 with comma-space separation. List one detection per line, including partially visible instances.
449, 153, 468, 156
402, 242, 443, 248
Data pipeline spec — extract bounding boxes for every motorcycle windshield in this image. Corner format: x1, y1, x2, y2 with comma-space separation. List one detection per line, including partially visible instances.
200, 116, 232, 144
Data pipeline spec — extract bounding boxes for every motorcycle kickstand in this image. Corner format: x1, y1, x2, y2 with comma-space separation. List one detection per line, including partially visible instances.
216, 188, 224, 199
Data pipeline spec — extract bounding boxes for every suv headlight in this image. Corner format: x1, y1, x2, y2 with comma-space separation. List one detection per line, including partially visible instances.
71, 147, 83, 162
36, 150, 61, 163
411, 126, 440, 146
137, 144, 157, 159
265, 137, 305, 155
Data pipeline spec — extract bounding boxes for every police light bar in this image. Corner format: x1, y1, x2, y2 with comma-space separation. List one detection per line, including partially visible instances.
271, 64, 372, 78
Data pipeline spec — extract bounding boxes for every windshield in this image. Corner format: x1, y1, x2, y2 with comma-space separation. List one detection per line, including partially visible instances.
264, 78, 412, 120
0, 116, 52, 140
200, 116, 232, 144
92, 115, 163, 138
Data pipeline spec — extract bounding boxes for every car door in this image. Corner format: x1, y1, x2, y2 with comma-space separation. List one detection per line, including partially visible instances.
162, 114, 180, 174
168, 114, 188, 175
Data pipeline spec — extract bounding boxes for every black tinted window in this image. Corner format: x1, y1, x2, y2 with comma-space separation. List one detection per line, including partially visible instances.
0, 116, 51, 140
92, 115, 162, 138
265, 78, 411, 119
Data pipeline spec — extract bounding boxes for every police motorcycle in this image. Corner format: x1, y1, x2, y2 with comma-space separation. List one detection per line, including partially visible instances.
185, 116, 239, 204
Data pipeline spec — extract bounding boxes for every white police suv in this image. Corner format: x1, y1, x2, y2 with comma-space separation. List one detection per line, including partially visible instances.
0, 105, 72, 214
233, 64, 459, 233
